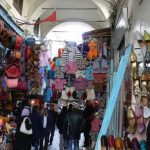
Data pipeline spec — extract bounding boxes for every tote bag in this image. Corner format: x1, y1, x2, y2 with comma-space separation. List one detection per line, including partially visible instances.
20, 117, 32, 135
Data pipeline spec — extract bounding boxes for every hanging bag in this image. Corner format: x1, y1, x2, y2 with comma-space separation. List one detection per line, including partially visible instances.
20, 117, 32, 135
4, 63, 21, 78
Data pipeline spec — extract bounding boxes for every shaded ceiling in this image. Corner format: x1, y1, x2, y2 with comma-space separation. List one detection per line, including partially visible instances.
22, 0, 115, 36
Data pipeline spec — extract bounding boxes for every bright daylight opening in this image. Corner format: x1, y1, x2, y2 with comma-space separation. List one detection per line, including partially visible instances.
46, 22, 94, 58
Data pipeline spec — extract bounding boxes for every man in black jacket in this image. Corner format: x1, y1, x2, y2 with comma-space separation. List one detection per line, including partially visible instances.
83, 100, 95, 147
64, 105, 85, 150
40, 108, 53, 150
48, 103, 57, 145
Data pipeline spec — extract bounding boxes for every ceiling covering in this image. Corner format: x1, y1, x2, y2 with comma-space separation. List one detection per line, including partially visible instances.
22, 0, 115, 36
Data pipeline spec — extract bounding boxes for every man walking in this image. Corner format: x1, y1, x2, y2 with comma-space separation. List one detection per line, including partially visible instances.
48, 103, 57, 145
40, 108, 52, 150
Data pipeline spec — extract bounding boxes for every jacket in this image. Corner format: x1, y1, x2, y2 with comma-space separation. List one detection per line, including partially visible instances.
49, 110, 57, 130
64, 109, 84, 139
41, 114, 53, 134
30, 112, 42, 140
57, 111, 67, 134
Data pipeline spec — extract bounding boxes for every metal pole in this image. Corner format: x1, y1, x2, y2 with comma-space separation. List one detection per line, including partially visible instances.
42, 7, 98, 10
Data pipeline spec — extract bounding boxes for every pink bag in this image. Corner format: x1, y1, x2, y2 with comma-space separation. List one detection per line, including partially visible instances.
6, 78, 18, 88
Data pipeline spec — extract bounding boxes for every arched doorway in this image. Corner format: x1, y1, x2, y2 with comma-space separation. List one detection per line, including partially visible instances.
46, 22, 94, 58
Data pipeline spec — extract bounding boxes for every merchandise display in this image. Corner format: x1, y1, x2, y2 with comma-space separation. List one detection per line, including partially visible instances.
0, 18, 111, 148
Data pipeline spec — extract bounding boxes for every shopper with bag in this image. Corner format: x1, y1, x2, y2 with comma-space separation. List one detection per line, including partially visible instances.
14, 108, 32, 150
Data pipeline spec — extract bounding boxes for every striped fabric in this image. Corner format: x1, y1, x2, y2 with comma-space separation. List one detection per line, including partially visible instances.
61, 42, 83, 66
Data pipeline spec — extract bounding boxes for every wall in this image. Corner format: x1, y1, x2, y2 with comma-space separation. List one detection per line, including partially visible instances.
0, 0, 33, 33
127, 0, 150, 43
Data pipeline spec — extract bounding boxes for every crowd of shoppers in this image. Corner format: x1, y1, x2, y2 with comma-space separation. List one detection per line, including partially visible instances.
13, 100, 100, 150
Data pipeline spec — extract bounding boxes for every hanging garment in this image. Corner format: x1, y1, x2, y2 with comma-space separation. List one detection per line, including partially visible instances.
86, 89, 95, 100
55, 67, 64, 78
77, 42, 89, 58
85, 65, 94, 80
93, 57, 102, 73
77, 58, 89, 70
75, 70, 86, 78
54, 78, 66, 91
43, 87, 53, 102
61, 90, 68, 100
55, 57, 61, 67
65, 61, 78, 74
87, 40, 99, 60
74, 77, 88, 90
64, 74, 76, 87
61, 42, 82, 66
47, 70, 56, 79
39, 50, 50, 67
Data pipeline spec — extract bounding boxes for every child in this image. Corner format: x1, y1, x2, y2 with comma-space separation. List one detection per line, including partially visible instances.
90, 112, 101, 149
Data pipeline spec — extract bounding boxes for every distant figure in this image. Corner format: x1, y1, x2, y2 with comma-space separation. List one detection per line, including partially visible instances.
14, 108, 32, 150
40, 108, 53, 150
83, 100, 95, 147
49, 103, 57, 145
90, 112, 101, 149
30, 105, 42, 150
67, 104, 73, 112
64, 105, 85, 150
57, 106, 67, 150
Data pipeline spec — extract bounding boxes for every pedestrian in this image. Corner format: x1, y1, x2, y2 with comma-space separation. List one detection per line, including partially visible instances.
83, 100, 95, 147
64, 104, 85, 150
14, 108, 32, 150
57, 106, 67, 150
67, 104, 73, 112
40, 108, 53, 150
30, 105, 42, 150
48, 103, 57, 145
90, 112, 101, 149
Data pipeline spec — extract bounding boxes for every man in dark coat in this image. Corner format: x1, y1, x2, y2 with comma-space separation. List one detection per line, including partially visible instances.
30, 105, 42, 150
40, 108, 53, 150
57, 106, 67, 149
83, 100, 95, 147
64, 104, 85, 150
48, 103, 57, 145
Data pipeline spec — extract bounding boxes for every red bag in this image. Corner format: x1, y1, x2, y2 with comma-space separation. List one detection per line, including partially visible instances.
16, 82, 27, 91
5, 64, 21, 78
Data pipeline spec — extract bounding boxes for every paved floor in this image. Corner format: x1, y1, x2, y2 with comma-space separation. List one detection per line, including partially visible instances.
32, 128, 87, 150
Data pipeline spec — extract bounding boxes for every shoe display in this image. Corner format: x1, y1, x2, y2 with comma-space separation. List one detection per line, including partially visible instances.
115, 137, 124, 150
123, 137, 132, 150
101, 135, 108, 150
108, 135, 115, 150
132, 137, 140, 150
140, 140, 146, 150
